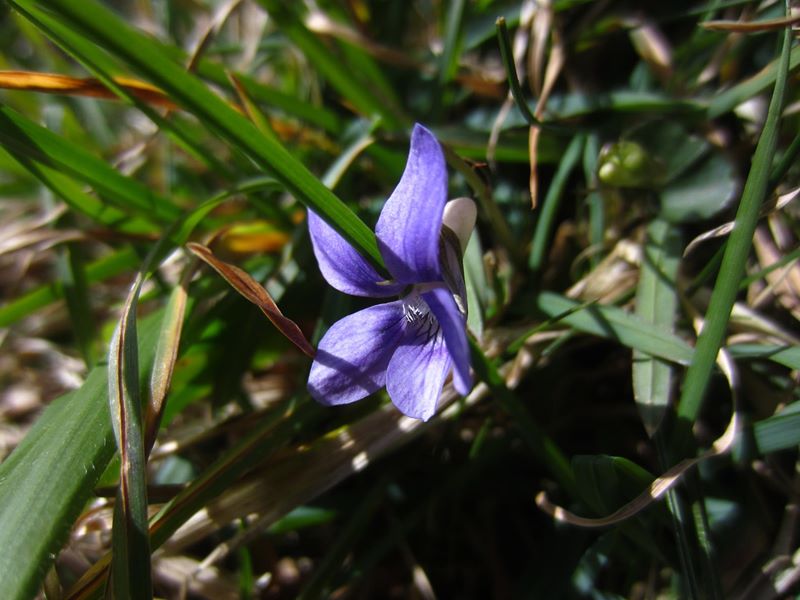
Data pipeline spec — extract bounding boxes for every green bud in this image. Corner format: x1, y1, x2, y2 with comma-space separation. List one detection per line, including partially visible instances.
597, 140, 665, 189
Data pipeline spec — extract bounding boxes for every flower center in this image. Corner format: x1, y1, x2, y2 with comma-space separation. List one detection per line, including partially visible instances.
401, 290, 440, 342
401, 291, 432, 324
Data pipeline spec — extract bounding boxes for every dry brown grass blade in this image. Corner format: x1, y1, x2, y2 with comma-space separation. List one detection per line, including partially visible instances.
538, 300, 745, 529
144, 263, 194, 456
684, 186, 800, 256
567, 237, 642, 303
527, 1, 565, 209
628, 18, 673, 83
162, 380, 491, 559
305, 8, 424, 70
537, 352, 741, 529
488, 0, 535, 167
752, 221, 800, 322
0, 203, 85, 255
153, 556, 240, 600
701, 14, 800, 32
186, 0, 244, 72
0, 70, 177, 109
186, 242, 315, 357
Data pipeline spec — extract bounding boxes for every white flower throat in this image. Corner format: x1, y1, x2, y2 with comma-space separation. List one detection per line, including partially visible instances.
401, 290, 433, 324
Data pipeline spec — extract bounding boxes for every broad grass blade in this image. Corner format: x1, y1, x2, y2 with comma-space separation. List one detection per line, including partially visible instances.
633, 219, 682, 436
0, 313, 164, 599
535, 291, 694, 365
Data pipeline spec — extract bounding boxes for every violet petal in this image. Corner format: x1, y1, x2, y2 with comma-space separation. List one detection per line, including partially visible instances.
423, 287, 472, 395
375, 124, 447, 284
308, 210, 403, 298
308, 301, 405, 405
386, 328, 452, 421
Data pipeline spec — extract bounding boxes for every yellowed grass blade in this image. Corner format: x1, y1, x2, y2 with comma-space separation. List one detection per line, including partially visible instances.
701, 14, 800, 33
0, 70, 176, 108
186, 242, 315, 357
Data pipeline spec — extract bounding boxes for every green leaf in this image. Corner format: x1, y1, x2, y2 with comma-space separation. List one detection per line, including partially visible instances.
0, 312, 164, 600
268, 506, 338, 535
440, 0, 467, 85
728, 344, 800, 370
464, 230, 489, 338
660, 152, 738, 223
750, 403, 800, 454
572, 454, 654, 516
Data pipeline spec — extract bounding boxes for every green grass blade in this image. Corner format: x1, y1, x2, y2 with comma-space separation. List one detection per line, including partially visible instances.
0, 103, 180, 222
470, 339, 578, 498
529, 134, 585, 272
440, 0, 467, 85
13, 1, 236, 178
107, 273, 154, 599
57, 244, 97, 367
750, 404, 800, 454
5, 154, 159, 234
256, 1, 405, 129
535, 291, 695, 364
583, 133, 605, 269
676, 21, 791, 432
707, 44, 800, 118
0, 248, 139, 327
727, 344, 800, 370
0, 174, 276, 329
12, 0, 384, 270
192, 60, 343, 134
496, 17, 544, 128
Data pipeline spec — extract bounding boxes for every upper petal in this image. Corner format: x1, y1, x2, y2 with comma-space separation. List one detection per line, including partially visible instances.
422, 287, 472, 395
386, 328, 452, 421
375, 124, 447, 284
308, 301, 405, 406
308, 210, 403, 297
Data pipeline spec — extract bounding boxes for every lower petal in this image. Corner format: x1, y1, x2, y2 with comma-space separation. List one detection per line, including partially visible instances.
308, 301, 404, 406
386, 330, 452, 421
423, 287, 472, 395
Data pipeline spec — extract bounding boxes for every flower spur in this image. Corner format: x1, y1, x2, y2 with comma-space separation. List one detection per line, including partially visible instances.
307, 124, 475, 421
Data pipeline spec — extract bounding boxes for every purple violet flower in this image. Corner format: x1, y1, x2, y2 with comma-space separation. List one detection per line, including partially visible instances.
307, 124, 475, 421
